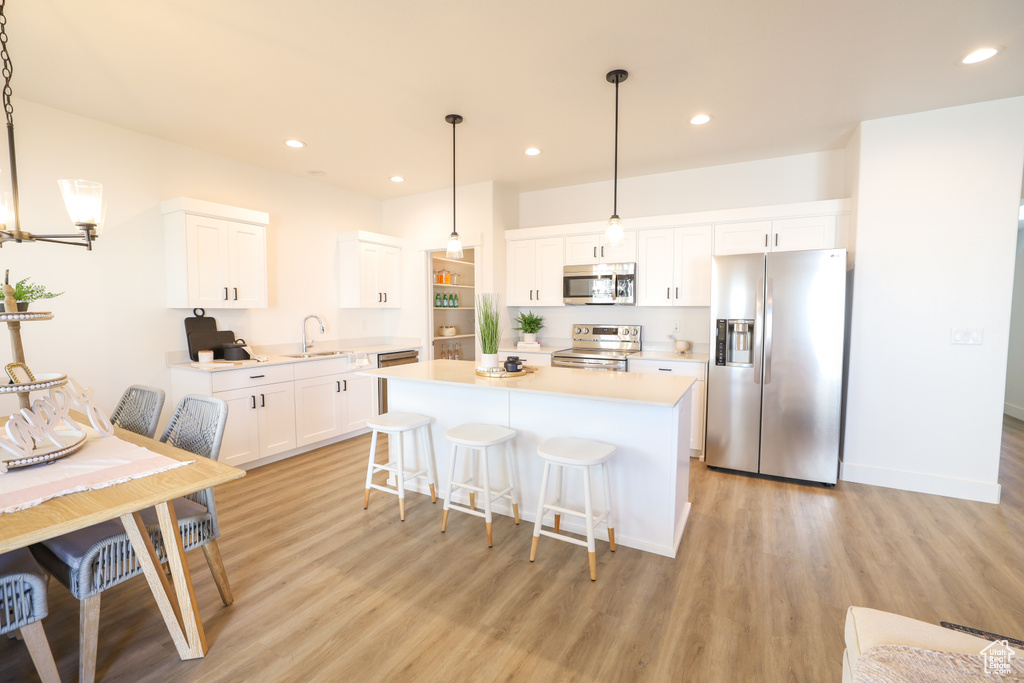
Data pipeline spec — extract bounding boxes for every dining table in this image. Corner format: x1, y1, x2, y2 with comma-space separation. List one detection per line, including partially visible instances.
0, 420, 246, 663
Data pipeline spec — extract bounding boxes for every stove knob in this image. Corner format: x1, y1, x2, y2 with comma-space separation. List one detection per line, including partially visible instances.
619, 326, 627, 336
574, 327, 582, 335
631, 327, 639, 336
583, 327, 590, 334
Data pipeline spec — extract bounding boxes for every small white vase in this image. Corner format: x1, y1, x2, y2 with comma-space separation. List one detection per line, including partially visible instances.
521, 333, 537, 344
481, 353, 499, 370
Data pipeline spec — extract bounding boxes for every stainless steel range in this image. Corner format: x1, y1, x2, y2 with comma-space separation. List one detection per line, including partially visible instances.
551, 324, 642, 372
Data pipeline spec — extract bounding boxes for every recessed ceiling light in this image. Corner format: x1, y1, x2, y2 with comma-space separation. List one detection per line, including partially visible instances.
285, 139, 306, 148
524, 147, 542, 156
962, 48, 998, 64
690, 114, 712, 125
390, 176, 405, 183
307, 170, 325, 177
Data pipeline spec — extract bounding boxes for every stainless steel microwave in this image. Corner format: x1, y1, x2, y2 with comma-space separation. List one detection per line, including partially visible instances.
563, 263, 636, 305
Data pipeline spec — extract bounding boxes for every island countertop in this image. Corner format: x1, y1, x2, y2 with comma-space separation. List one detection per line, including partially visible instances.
363, 359, 694, 407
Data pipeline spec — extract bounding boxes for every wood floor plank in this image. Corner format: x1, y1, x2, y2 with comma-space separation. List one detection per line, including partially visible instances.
3, 417, 1023, 682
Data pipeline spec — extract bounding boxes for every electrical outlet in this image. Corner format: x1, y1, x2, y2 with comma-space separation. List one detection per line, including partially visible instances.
673, 321, 680, 333
950, 328, 984, 345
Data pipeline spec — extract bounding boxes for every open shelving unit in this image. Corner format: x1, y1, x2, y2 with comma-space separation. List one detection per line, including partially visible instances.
429, 249, 475, 362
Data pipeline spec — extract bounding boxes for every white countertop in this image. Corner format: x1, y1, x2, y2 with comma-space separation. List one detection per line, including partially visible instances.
497, 344, 567, 354
362, 359, 695, 407
632, 351, 710, 364
168, 343, 421, 372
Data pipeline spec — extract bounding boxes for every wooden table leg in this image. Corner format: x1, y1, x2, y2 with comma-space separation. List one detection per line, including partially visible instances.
120, 505, 208, 660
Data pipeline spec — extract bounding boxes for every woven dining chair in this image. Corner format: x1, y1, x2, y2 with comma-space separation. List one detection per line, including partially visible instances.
30, 394, 232, 683
110, 384, 166, 438
1, 548, 61, 683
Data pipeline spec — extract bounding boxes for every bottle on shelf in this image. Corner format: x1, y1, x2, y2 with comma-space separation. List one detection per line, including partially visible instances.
453, 292, 459, 308
453, 342, 460, 360
434, 292, 442, 308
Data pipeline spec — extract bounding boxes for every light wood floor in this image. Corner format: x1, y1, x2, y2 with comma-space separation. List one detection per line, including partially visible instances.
4, 417, 1024, 682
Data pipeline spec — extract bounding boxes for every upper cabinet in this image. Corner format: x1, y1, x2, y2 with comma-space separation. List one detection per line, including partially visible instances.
637, 225, 713, 306
563, 232, 638, 266
163, 198, 269, 309
713, 216, 837, 255
337, 231, 402, 309
507, 237, 564, 307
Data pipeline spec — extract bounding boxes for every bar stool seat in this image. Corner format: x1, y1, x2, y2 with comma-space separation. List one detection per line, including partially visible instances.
441, 423, 520, 547
530, 437, 616, 581
364, 412, 438, 521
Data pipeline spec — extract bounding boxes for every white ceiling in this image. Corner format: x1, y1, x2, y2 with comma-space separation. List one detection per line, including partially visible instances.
8, 1, 1024, 200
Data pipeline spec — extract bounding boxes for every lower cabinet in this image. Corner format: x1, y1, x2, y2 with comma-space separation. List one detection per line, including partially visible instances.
294, 371, 375, 447
627, 358, 706, 454
215, 382, 297, 468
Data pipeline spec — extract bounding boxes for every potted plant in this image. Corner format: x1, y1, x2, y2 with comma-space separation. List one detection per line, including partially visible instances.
513, 310, 544, 344
476, 293, 502, 369
13, 278, 63, 311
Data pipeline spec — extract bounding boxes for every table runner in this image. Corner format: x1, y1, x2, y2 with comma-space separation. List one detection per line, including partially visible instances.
0, 428, 193, 515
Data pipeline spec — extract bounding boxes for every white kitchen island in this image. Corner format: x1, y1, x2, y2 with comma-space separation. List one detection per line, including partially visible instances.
362, 359, 694, 558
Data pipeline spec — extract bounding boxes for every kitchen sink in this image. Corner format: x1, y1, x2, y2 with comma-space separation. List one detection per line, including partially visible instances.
281, 353, 318, 359
313, 350, 353, 356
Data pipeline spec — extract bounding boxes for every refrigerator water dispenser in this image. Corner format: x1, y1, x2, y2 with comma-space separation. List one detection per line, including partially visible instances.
715, 318, 755, 367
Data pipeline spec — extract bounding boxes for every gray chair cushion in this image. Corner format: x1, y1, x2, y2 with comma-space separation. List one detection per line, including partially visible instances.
40, 497, 208, 572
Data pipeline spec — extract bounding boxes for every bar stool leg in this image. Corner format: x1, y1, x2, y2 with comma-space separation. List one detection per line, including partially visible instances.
423, 424, 438, 503
602, 461, 615, 551
364, 428, 379, 509
530, 461, 552, 562
469, 447, 478, 510
505, 441, 521, 524
441, 443, 459, 532
396, 430, 407, 521
481, 446, 494, 547
582, 464, 597, 581
553, 463, 563, 533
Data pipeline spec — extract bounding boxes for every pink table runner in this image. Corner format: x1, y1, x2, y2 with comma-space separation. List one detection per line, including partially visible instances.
0, 428, 193, 515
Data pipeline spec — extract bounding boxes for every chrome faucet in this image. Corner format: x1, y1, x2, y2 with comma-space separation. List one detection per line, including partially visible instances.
302, 315, 325, 353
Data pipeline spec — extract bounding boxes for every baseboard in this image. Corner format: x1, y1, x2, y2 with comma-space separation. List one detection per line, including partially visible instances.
840, 461, 1001, 504
1005, 402, 1024, 421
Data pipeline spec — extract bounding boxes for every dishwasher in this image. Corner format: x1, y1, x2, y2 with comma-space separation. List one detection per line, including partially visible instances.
377, 349, 419, 414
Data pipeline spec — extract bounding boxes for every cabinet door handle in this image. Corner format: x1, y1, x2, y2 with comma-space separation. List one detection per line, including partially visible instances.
260, 394, 265, 407
336, 381, 341, 392
667, 287, 670, 299
659, 368, 672, 372
601, 246, 605, 257
224, 287, 229, 301
675, 287, 679, 299
383, 292, 387, 303
593, 246, 597, 258
251, 395, 256, 409
536, 290, 539, 300
233, 287, 238, 300
529, 290, 533, 300
774, 233, 779, 247
343, 379, 348, 391
378, 293, 382, 302
765, 234, 769, 247
250, 374, 265, 379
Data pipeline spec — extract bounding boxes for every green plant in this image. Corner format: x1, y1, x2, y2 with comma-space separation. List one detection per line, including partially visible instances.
476, 293, 502, 354
513, 310, 544, 334
13, 277, 63, 303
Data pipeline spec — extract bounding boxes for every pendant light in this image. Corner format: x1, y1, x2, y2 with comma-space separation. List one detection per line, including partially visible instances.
445, 114, 464, 259
0, 0, 104, 250
605, 69, 628, 247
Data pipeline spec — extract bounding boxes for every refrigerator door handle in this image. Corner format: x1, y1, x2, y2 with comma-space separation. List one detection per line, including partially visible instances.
764, 278, 774, 384
754, 277, 764, 384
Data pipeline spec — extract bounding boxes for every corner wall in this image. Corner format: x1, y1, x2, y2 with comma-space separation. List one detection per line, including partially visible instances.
1006, 220, 1024, 420
842, 97, 1024, 503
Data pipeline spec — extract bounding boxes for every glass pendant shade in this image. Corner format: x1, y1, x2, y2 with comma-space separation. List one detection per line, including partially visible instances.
57, 179, 103, 227
606, 215, 623, 247
445, 230, 464, 259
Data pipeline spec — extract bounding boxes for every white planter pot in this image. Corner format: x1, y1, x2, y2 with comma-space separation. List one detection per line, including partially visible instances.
521, 333, 537, 344
481, 353, 499, 370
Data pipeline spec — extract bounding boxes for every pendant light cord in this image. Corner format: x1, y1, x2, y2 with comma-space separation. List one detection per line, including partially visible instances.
613, 77, 619, 217
0, 0, 20, 232
452, 118, 456, 236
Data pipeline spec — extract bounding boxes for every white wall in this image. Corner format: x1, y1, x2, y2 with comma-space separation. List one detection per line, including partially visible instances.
0, 99, 382, 415
519, 150, 848, 228
1006, 219, 1024, 420
842, 97, 1024, 503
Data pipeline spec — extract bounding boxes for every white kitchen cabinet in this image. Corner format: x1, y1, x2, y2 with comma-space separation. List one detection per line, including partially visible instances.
498, 350, 552, 367
713, 216, 836, 255
627, 358, 706, 454
563, 232, 637, 266
294, 371, 375, 446
506, 237, 564, 307
163, 198, 269, 309
338, 231, 403, 308
215, 381, 296, 467
637, 225, 713, 307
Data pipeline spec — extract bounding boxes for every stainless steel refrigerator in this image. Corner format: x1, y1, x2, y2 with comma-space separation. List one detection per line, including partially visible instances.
706, 249, 847, 484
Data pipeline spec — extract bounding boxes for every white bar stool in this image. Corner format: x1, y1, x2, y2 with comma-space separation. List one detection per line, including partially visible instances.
441, 423, 520, 547
530, 437, 616, 581
363, 412, 438, 521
